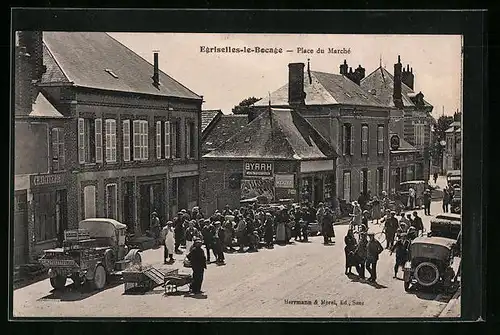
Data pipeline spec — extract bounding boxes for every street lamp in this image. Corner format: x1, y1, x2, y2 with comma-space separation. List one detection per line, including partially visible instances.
439, 140, 447, 175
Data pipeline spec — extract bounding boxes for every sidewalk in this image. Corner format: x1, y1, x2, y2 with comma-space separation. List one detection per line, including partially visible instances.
439, 286, 461, 318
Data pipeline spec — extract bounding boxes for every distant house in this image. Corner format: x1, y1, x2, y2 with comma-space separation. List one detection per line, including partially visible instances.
443, 121, 461, 171
361, 56, 434, 190
36, 32, 203, 250
200, 108, 338, 214
252, 61, 393, 206
201, 109, 222, 135
201, 114, 248, 155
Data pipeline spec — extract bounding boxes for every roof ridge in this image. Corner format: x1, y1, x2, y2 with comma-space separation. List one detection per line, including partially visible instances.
105, 33, 201, 99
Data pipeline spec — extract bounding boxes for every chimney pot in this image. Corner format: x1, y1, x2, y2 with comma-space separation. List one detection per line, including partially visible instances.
288, 63, 306, 106
152, 51, 160, 87
398, 55, 401, 63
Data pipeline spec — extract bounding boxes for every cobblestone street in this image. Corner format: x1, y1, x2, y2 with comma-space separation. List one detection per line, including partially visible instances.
13, 200, 460, 318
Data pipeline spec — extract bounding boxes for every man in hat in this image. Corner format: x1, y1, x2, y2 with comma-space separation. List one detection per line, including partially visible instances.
354, 232, 368, 279
263, 213, 274, 248
423, 189, 432, 215
222, 204, 233, 217
316, 202, 325, 231
361, 210, 370, 229
161, 221, 175, 264
201, 219, 216, 263
173, 211, 185, 254
366, 232, 384, 282
149, 211, 161, 242
213, 221, 226, 265
408, 187, 416, 209
384, 211, 399, 250
411, 211, 424, 236
185, 220, 200, 254
187, 237, 207, 294
390, 233, 410, 279
322, 207, 335, 244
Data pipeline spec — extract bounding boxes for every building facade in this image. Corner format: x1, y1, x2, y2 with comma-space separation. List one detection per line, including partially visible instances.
443, 121, 461, 172
32, 32, 202, 258
253, 62, 392, 208
361, 56, 434, 187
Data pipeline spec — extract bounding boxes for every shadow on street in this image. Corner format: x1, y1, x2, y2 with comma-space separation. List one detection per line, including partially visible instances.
38, 276, 123, 302
346, 273, 388, 289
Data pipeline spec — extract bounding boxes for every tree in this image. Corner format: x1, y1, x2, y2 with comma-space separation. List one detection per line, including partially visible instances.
231, 97, 261, 115
430, 115, 454, 173
453, 111, 462, 122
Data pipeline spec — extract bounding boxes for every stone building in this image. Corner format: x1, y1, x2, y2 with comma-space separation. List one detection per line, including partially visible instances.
200, 108, 338, 215
443, 120, 461, 172
35, 32, 202, 249
361, 56, 434, 190
253, 61, 392, 207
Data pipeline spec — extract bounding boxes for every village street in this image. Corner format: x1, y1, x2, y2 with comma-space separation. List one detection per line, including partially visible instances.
13, 199, 460, 319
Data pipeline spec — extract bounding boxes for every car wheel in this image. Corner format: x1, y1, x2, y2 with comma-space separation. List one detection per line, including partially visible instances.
414, 262, 440, 287
50, 275, 67, 290
92, 265, 107, 290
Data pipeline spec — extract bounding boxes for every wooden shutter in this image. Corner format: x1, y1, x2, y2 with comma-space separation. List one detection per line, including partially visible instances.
359, 170, 363, 193
367, 169, 372, 194
111, 120, 116, 162
165, 121, 171, 158
123, 120, 130, 162
156, 121, 162, 159
105, 120, 111, 162
375, 169, 380, 195
95, 119, 103, 163
133, 120, 140, 160
383, 167, 387, 193
350, 124, 354, 156
78, 118, 85, 164
143, 121, 149, 160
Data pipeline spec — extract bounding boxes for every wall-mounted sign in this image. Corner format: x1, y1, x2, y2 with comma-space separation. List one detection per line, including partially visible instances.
392, 153, 415, 163
243, 162, 274, 177
240, 178, 275, 201
30, 173, 65, 188
275, 174, 295, 189
390, 135, 400, 151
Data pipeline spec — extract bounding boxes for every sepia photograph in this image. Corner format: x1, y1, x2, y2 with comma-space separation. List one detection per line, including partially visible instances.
12, 30, 465, 318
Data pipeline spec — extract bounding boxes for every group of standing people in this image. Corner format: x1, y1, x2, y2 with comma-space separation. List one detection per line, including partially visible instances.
442, 185, 457, 213
344, 230, 384, 282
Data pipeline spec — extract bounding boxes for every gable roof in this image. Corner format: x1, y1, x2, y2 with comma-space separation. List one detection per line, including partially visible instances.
201, 110, 223, 133
202, 114, 248, 153
203, 108, 338, 160
360, 67, 432, 108
29, 92, 65, 118
41, 32, 202, 100
253, 70, 389, 108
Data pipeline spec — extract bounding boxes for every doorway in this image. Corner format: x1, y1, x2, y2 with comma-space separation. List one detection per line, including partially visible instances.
313, 176, 323, 206
55, 189, 68, 247
139, 183, 163, 234
13, 191, 29, 266
123, 182, 135, 232
361, 169, 368, 195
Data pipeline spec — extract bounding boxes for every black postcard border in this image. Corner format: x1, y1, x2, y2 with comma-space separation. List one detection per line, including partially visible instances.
9, 7, 488, 331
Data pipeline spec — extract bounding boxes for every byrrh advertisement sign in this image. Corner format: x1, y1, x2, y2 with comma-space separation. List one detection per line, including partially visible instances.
243, 162, 274, 177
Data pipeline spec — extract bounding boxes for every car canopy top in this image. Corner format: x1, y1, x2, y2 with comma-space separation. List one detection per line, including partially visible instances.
79, 218, 127, 239
411, 236, 456, 249
447, 170, 461, 177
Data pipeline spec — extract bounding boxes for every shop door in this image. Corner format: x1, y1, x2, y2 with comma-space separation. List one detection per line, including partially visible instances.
55, 189, 68, 247
13, 191, 29, 266
395, 169, 401, 192
177, 178, 188, 212
313, 176, 323, 206
139, 185, 151, 234
123, 182, 135, 232
151, 183, 164, 223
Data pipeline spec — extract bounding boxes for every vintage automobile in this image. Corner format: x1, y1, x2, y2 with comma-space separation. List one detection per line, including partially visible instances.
398, 180, 427, 209
446, 170, 461, 188
39, 218, 142, 291
403, 236, 458, 292
450, 188, 461, 214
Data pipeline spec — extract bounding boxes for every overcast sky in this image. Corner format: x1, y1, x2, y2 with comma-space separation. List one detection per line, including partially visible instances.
109, 33, 462, 116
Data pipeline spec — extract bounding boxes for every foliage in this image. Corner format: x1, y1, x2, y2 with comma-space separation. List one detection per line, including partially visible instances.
232, 97, 261, 115
430, 115, 454, 162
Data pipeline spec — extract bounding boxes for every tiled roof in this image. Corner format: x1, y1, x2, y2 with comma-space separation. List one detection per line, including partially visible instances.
201, 110, 222, 133
202, 114, 248, 153
41, 32, 202, 100
360, 67, 432, 108
29, 92, 65, 118
203, 108, 338, 160
254, 71, 389, 108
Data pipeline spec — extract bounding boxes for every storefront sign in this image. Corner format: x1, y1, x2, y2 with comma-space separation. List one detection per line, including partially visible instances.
275, 174, 294, 189
30, 173, 65, 188
300, 160, 333, 173
243, 162, 274, 177
392, 154, 415, 163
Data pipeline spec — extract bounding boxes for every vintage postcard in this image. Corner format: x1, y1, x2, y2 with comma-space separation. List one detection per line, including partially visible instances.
12, 30, 464, 318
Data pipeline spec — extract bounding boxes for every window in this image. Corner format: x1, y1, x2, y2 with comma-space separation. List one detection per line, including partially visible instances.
414, 123, 425, 146
164, 121, 171, 158
361, 125, 368, 155
171, 121, 181, 159
359, 169, 371, 195
343, 171, 351, 202
343, 124, 353, 155
105, 119, 117, 163
377, 125, 384, 154
78, 118, 102, 164
133, 120, 149, 161
51, 127, 65, 172
123, 120, 131, 162
156, 121, 162, 159
83, 185, 96, 219
376, 167, 384, 196
34, 192, 57, 242
106, 183, 118, 220
406, 165, 415, 181
186, 120, 196, 159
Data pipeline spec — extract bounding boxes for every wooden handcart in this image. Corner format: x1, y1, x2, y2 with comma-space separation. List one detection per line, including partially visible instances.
122, 265, 192, 295
164, 273, 193, 294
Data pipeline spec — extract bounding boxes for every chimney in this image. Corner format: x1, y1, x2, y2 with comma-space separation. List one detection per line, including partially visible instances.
340, 59, 348, 76
393, 55, 403, 108
288, 63, 306, 106
401, 63, 415, 90
152, 51, 160, 88
18, 31, 45, 81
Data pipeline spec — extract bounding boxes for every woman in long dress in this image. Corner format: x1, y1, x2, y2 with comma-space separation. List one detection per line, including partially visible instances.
344, 229, 357, 274
164, 221, 175, 264
275, 214, 286, 245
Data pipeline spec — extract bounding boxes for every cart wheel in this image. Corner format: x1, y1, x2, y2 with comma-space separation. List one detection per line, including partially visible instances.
50, 275, 67, 290
92, 265, 107, 290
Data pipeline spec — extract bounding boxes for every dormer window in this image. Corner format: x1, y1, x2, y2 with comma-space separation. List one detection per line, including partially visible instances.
104, 69, 119, 79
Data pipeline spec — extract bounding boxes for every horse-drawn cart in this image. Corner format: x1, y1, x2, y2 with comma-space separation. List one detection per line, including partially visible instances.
122, 266, 192, 294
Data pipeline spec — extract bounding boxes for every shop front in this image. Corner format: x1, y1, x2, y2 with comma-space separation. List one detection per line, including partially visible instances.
170, 163, 199, 218
298, 160, 335, 207
390, 152, 421, 193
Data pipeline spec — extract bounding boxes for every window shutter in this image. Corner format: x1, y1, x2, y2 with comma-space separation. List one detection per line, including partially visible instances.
186, 122, 191, 159
156, 121, 162, 159
111, 120, 116, 162
144, 121, 149, 160
360, 170, 363, 193
105, 120, 111, 162
367, 169, 372, 193
350, 125, 354, 156
133, 120, 140, 160
78, 118, 85, 164
95, 118, 103, 163
383, 168, 387, 193
123, 120, 130, 162
375, 169, 380, 195
51, 128, 59, 171
165, 121, 171, 158
59, 129, 65, 169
